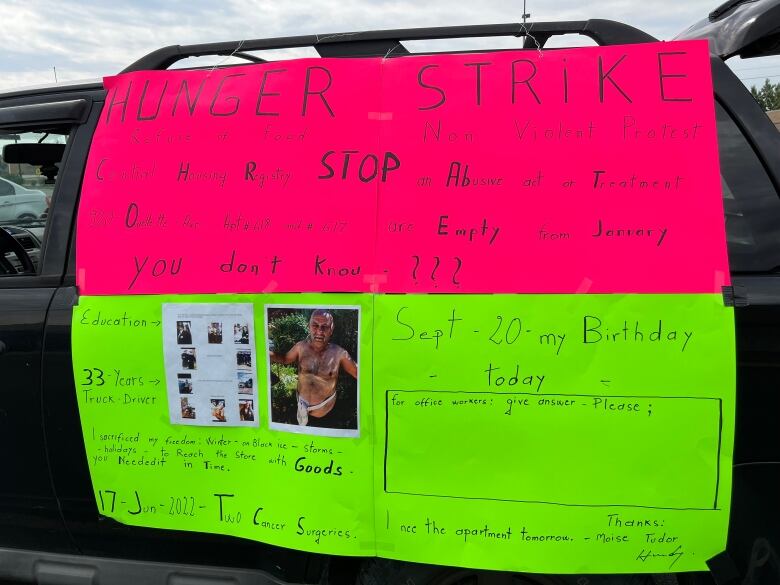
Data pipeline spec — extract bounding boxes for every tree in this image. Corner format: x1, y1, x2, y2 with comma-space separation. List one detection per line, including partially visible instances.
750, 79, 780, 111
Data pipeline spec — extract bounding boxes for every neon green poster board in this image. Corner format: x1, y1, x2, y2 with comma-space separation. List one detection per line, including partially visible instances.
72, 293, 375, 554
72, 293, 734, 572
373, 294, 734, 573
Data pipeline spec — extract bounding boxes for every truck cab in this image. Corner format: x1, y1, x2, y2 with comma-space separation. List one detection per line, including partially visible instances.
1, 1, 779, 583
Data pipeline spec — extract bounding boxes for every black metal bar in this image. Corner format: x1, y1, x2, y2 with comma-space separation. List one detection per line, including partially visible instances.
232, 52, 266, 63
315, 39, 409, 58
122, 19, 658, 73
0, 99, 90, 127
523, 19, 657, 49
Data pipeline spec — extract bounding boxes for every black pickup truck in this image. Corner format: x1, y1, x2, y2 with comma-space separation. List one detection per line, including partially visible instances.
1, 1, 779, 584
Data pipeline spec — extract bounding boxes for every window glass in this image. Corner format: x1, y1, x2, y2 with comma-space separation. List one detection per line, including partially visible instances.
716, 102, 780, 272
0, 130, 68, 275
0, 178, 13, 196
728, 54, 780, 132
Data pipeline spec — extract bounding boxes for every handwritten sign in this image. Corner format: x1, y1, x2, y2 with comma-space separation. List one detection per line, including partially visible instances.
72, 293, 375, 554
71, 293, 734, 572
375, 43, 727, 293
75, 40, 728, 295
72, 36, 733, 576
77, 59, 382, 294
373, 293, 734, 573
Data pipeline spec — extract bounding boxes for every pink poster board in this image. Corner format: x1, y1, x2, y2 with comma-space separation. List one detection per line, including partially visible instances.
76, 41, 729, 295
375, 40, 729, 293
77, 58, 382, 294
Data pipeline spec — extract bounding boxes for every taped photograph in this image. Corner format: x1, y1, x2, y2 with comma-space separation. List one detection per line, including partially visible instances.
239, 399, 255, 422
177, 373, 193, 394
163, 303, 258, 427
266, 306, 360, 438
180, 347, 197, 370
237, 349, 252, 370
210, 398, 226, 423
180, 397, 196, 419
176, 320, 192, 345
237, 371, 253, 393
207, 322, 223, 344
234, 322, 250, 344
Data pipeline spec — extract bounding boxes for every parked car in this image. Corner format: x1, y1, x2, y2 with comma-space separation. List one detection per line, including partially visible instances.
0, 176, 47, 222
1, 0, 779, 584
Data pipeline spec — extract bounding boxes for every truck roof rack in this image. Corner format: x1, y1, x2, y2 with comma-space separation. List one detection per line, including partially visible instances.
677, 0, 780, 59
122, 19, 657, 73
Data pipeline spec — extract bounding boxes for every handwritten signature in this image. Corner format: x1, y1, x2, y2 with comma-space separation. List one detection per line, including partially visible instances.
636, 545, 684, 569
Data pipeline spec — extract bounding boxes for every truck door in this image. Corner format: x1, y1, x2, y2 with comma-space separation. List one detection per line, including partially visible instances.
0, 94, 95, 553
711, 57, 780, 584
35, 91, 317, 584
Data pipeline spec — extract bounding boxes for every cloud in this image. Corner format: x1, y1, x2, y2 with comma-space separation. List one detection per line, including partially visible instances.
1, 0, 777, 91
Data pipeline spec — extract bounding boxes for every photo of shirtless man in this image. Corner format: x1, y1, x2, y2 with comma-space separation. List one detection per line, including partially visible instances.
268, 308, 358, 432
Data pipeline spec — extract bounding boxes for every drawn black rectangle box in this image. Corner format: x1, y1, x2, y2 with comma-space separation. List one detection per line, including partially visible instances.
384, 390, 723, 511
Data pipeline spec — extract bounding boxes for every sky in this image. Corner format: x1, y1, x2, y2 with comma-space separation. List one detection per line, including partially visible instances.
1, 0, 779, 92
